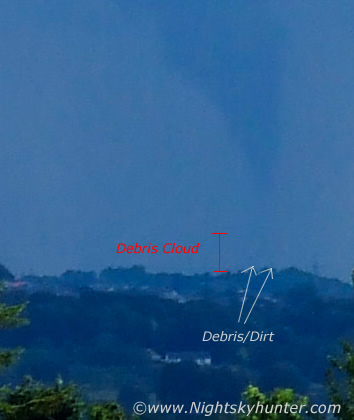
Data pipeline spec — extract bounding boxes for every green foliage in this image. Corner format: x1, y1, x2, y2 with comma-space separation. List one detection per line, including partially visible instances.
0, 301, 28, 330
88, 402, 126, 420
0, 376, 84, 420
0, 348, 23, 370
326, 341, 354, 419
0, 287, 84, 419
0, 286, 28, 371
238, 385, 309, 419
0, 287, 129, 420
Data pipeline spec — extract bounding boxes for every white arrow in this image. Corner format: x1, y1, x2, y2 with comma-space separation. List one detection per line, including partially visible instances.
238, 266, 257, 323
244, 268, 273, 324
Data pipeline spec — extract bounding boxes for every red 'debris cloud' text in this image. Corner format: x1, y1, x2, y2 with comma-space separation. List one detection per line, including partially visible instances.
116, 243, 200, 254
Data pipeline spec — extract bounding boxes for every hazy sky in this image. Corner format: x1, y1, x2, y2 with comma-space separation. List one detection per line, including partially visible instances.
0, 1, 353, 280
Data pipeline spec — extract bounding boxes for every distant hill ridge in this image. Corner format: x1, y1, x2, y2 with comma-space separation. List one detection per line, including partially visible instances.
1, 262, 353, 300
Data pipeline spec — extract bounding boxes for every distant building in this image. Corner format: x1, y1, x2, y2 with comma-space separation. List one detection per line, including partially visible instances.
147, 349, 212, 366
147, 349, 163, 362
4, 281, 27, 290
164, 352, 211, 366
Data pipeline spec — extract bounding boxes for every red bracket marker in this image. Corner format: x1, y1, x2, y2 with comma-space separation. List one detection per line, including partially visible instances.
211, 233, 227, 273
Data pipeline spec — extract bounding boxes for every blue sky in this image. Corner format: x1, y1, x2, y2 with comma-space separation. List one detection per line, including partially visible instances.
0, 1, 353, 279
